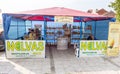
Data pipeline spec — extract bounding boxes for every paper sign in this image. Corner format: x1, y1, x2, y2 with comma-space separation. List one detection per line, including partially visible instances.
55, 16, 73, 23
107, 22, 120, 56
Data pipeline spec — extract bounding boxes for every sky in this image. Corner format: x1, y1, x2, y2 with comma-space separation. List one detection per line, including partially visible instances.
0, 0, 115, 13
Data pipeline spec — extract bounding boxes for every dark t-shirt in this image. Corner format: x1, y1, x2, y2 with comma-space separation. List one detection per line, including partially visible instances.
87, 36, 93, 40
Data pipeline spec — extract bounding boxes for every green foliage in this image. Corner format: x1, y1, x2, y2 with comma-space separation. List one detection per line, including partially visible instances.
109, 0, 120, 21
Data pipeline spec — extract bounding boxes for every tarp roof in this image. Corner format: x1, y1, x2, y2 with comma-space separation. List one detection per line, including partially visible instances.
4, 7, 114, 22
15, 7, 105, 17
2, 7, 115, 39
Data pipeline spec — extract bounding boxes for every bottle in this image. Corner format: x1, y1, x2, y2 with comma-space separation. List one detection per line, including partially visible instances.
74, 43, 79, 58
75, 47, 79, 58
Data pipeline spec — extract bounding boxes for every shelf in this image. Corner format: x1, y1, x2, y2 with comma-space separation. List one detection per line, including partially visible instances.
46, 38, 55, 40
71, 36, 80, 38
72, 26, 80, 29
46, 27, 63, 29
45, 25, 92, 43
72, 38, 80, 40
72, 33, 80, 35
72, 32, 80, 34
46, 34, 55, 36
71, 27, 84, 29
46, 39, 56, 40
71, 36, 80, 37
71, 29, 81, 31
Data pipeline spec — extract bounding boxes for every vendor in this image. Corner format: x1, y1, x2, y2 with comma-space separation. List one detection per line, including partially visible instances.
87, 34, 94, 40
24, 34, 29, 40
28, 28, 32, 35
29, 29, 36, 40
63, 24, 71, 47
34, 28, 40, 40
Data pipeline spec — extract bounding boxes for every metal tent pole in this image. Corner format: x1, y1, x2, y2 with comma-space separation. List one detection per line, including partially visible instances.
17, 19, 19, 38
79, 17, 83, 40
31, 20, 32, 28
94, 21, 97, 38
43, 16, 47, 42
84, 21, 86, 39
24, 20, 26, 33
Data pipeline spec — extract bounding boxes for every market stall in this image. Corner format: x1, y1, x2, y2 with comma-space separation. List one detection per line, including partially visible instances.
2, 7, 115, 58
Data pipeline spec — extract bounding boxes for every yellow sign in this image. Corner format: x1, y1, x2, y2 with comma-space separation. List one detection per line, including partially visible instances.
80, 40, 107, 57
7, 41, 44, 51
6, 40, 45, 58
55, 16, 73, 23
107, 22, 120, 56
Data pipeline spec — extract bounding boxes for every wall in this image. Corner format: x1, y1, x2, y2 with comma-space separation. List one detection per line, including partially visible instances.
86, 20, 110, 40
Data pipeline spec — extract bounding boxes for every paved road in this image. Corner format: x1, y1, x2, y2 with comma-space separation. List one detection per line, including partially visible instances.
0, 46, 120, 74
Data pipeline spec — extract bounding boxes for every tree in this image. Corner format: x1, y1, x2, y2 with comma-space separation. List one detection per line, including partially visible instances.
109, 0, 120, 21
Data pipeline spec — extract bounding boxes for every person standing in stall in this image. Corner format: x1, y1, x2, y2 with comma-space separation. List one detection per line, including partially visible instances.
87, 34, 94, 40
34, 28, 41, 40
63, 23, 71, 47
29, 29, 36, 40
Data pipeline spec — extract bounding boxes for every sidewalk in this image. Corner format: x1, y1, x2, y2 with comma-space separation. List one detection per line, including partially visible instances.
0, 46, 120, 74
